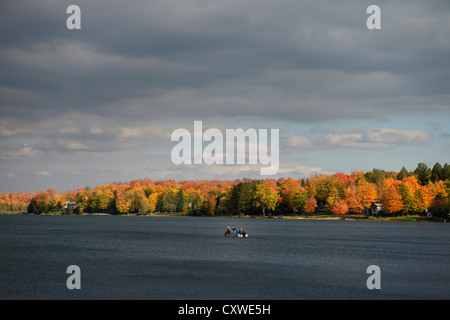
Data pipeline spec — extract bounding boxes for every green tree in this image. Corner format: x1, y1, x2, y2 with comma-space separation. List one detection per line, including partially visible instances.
27, 191, 51, 214
397, 166, 409, 180
129, 188, 149, 214
443, 163, 450, 181
27, 198, 38, 214
176, 189, 186, 213
155, 187, 178, 213
431, 162, 443, 182
215, 189, 232, 215
228, 181, 257, 215
293, 192, 308, 212
398, 183, 418, 214
414, 162, 431, 186
364, 169, 385, 186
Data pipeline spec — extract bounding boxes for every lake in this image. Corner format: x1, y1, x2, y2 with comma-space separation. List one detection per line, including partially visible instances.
1, 214, 449, 300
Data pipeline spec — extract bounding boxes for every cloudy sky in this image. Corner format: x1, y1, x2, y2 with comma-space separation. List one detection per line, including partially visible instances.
1, 0, 449, 193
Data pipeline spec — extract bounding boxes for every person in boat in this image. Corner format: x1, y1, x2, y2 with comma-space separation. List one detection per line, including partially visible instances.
232, 225, 236, 234
238, 228, 247, 237
224, 226, 231, 235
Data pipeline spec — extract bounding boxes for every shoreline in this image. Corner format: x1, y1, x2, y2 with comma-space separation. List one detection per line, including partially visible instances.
3, 211, 447, 223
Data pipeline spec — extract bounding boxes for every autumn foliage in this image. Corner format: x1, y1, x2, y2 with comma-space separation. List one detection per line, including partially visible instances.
2, 162, 450, 217
331, 200, 348, 215
303, 196, 318, 214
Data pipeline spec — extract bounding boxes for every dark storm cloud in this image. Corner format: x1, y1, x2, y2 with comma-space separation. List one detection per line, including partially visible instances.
1, 0, 449, 125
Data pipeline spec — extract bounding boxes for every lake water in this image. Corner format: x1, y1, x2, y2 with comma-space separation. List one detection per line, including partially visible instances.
1, 214, 449, 300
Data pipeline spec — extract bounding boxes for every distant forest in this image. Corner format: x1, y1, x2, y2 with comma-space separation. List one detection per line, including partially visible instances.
1, 162, 450, 218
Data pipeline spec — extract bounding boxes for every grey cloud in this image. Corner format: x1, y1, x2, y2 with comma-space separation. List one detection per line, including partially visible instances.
0, 114, 177, 159
1, 0, 449, 124
1, 0, 449, 192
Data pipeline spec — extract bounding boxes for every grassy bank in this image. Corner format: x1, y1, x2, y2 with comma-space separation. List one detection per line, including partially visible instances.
3, 211, 447, 222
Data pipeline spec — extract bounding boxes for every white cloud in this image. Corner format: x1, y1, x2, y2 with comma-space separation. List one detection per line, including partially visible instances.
0, 127, 19, 137
59, 127, 80, 134
284, 135, 314, 149
65, 142, 89, 150
278, 165, 327, 177
118, 125, 172, 140
90, 127, 105, 135
0, 144, 41, 159
284, 128, 433, 150
318, 133, 385, 149
364, 128, 433, 145
0, 126, 32, 137
35, 171, 50, 176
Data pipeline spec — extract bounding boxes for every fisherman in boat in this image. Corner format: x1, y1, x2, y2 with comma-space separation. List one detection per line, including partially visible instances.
224, 226, 231, 235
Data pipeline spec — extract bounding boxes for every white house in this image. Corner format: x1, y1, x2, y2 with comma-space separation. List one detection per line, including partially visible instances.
64, 201, 77, 210
370, 202, 383, 215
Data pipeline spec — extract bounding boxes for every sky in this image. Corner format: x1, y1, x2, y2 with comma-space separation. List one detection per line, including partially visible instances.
0, 0, 449, 193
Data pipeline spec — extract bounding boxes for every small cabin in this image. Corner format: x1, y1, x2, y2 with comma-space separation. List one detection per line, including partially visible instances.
65, 201, 77, 210
370, 202, 383, 215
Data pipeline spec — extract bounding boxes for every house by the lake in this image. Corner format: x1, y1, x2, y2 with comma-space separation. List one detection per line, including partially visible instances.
370, 202, 383, 215
64, 201, 77, 210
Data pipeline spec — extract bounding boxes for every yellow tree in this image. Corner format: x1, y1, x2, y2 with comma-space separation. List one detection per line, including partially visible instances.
357, 182, 378, 209
351, 171, 367, 186
417, 185, 433, 213
89, 186, 115, 212
47, 188, 61, 211
32, 190, 51, 213
98, 188, 115, 212
147, 192, 159, 213
253, 184, 279, 216
216, 188, 232, 215
399, 176, 432, 214
115, 188, 132, 214
308, 174, 339, 204
399, 177, 421, 214
129, 188, 150, 214
326, 186, 340, 213
431, 180, 448, 199
344, 185, 363, 214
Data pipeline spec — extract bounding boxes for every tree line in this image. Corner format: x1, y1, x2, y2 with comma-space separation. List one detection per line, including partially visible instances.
1, 162, 449, 218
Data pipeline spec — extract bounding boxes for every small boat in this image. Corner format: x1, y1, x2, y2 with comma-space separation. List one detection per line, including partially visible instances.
224, 226, 248, 238
224, 232, 248, 238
